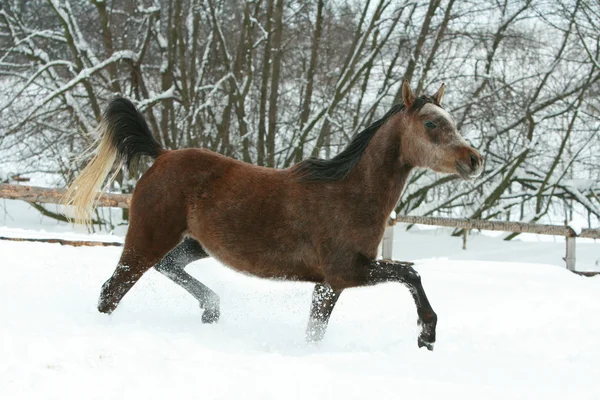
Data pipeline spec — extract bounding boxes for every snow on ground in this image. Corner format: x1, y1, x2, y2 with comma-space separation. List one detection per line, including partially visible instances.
1, 222, 600, 399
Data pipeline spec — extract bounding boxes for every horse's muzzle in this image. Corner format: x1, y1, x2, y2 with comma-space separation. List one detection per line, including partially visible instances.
456, 148, 484, 179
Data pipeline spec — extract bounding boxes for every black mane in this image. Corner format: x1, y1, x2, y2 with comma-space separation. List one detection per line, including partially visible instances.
294, 97, 434, 182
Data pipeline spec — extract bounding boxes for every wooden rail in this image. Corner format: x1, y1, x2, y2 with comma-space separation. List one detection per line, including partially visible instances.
390, 215, 599, 273
0, 236, 122, 247
0, 183, 131, 208
393, 215, 600, 239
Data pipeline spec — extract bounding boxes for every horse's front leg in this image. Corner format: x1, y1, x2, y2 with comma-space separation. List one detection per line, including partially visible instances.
327, 259, 437, 350
368, 260, 437, 350
305, 283, 343, 343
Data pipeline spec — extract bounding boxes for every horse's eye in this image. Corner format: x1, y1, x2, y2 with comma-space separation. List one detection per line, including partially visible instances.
425, 121, 437, 129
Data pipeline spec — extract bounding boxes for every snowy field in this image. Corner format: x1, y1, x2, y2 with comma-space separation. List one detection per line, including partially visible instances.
1, 202, 600, 399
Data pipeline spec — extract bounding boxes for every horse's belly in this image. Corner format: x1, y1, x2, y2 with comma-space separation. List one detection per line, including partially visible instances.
194, 234, 324, 282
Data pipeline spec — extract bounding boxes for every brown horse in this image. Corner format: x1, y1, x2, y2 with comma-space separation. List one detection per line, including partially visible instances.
65, 80, 483, 350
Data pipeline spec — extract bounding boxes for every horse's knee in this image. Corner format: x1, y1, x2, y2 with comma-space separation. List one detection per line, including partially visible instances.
155, 237, 208, 274
405, 265, 421, 284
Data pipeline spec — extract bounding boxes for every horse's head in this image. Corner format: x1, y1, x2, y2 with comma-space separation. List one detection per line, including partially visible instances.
399, 80, 483, 179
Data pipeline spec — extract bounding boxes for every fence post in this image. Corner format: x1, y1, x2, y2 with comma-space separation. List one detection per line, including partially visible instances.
381, 218, 395, 260
565, 235, 576, 271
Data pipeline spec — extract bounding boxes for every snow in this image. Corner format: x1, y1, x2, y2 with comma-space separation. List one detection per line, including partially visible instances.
563, 179, 598, 192
1, 224, 600, 399
137, 86, 177, 112
39, 50, 137, 108
568, 219, 585, 236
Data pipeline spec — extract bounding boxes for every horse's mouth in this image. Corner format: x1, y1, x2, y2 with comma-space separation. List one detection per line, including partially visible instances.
456, 162, 483, 180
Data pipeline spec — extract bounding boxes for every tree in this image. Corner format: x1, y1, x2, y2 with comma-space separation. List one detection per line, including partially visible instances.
0, 0, 598, 231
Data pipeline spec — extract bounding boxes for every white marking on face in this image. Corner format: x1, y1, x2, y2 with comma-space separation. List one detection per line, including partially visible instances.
420, 103, 455, 125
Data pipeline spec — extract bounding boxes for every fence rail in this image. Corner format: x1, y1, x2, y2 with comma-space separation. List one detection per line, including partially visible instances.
393, 215, 600, 239
0, 183, 130, 208
390, 215, 599, 273
1, 183, 598, 273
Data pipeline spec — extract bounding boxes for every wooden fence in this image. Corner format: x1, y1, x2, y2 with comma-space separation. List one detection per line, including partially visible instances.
382, 215, 600, 273
2, 183, 599, 273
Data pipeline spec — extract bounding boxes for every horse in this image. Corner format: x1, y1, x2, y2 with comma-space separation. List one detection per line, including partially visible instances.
64, 80, 483, 350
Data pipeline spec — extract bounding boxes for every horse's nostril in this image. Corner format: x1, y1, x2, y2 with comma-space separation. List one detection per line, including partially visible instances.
470, 153, 479, 170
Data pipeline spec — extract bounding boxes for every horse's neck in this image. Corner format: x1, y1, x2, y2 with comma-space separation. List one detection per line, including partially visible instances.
350, 123, 412, 218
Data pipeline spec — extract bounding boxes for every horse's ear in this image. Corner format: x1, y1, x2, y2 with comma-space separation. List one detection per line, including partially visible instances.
402, 80, 416, 108
432, 83, 445, 106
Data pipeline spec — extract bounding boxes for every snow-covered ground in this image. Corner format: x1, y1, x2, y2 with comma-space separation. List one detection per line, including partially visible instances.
1, 213, 600, 399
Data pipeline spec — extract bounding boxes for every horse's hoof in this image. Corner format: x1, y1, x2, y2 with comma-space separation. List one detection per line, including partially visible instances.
201, 308, 220, 324
417, 314, 437, 351
418, 337, 434, 351
305, 331, 325, 344
97, 299, 116, 314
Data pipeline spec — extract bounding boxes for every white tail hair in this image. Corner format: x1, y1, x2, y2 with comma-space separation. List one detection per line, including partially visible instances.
63, 97, 164, 226
63, 121, 119, 226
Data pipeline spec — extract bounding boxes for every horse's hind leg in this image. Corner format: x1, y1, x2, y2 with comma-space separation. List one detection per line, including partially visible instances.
97, 246, 165, 314
97, 221, 182, 314
154, 237, 220, 323
306, 283, 343, 342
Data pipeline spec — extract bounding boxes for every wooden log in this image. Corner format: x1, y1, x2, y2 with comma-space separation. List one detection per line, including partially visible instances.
0, 183, 131, 208
0, 236, 123, 247
572, 271, 600, 277
10, 175, 30, 182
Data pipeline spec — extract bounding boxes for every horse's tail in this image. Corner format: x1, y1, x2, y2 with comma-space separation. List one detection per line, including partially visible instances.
64, 97, 165, 225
